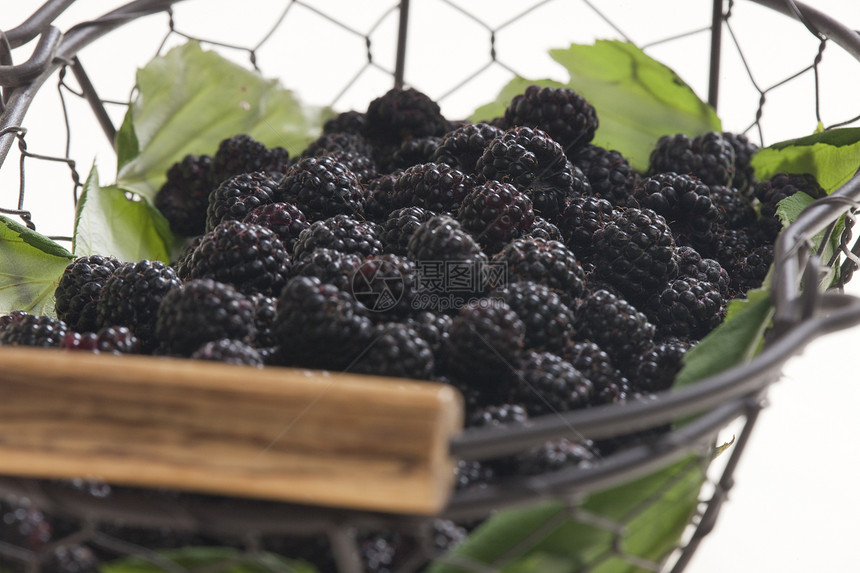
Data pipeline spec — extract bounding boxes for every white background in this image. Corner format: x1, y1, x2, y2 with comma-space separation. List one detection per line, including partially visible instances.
2, 1, 859, 572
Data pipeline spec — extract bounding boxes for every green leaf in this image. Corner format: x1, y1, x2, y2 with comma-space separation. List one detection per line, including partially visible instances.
115, 41, 324, 201
750, 127, 860, 194
0, 216, 73, 316
674, 288, 774, 387
100, 546, 319, 573
74, 165, 172, 262
428, 457, 705, 573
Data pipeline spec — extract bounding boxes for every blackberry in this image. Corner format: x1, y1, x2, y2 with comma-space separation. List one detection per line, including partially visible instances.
754, 172, 826, 242
467, 403, 529, 429
457, 180, 535, 253
61, 326, 141, 354
571, 144, 639, 207
205, 170, 279, 232
349, 253, 418, 318
555, 194, 615, 266
321, 149, 379, 184
276, 155, 366, 220
676, 246, 731, 299
380, 206, 437, 256
241, 201, 309, 253
722, 131, 760, 195
289, 247, 363, 292
476, 126, 588, 221
364, 172, 400, 222
190, 338, 264, 367
273, 276, 374, 370
704, 225, 764, 275
0, 313, 69, 347
590, 207, 680, 303
491, 237, 586, 303
644, 278, 726, 340
250, 293, 278, 348
390, 162, 476, 214
210, 134, 290, 185
53, 254, 121, 332
323, 110, 367, 135
154, 154, 213, 236
648, 132, 736, 186
350, 322, 435, 380
454, 458, 496, 491
573, 289, 656, 372
731, 243, 774, 294
491, 280, 576, 353
519, 216, 562, 242
385, 136, 443, 172
495, 438, 598, 478
155, 279, 256, 356
709, 183, 757, 229
406, 214, 486, 263
95, 259, 181, 348
431, 122, 505, 174
185, 220, 291, 296
302, 131, 375, 159
560, 340, 630, 405
632, 338, 692, 393
292, 214, 383, 260
633, 172, 719, 244
509, 351, 593, 416
502, 85, 599, 157
404, 311, 452, 359
363, 87, 449, 150
171, 235, 203, 281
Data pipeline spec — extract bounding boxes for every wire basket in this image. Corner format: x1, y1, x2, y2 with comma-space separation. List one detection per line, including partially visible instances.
1, 1, 859, 572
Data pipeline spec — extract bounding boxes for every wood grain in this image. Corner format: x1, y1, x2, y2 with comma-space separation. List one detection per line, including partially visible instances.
0, 347, 464, 515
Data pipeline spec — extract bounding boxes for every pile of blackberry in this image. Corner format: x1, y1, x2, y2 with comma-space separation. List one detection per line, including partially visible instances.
0, 85, 821, 572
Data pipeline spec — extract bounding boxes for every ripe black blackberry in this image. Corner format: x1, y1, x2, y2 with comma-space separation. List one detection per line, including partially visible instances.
323, 149, 379, 184
95, 259, 181, 349
349, 253, 418, 318
457, 180, 535, 253
494, 437, 598, 478
155, 278, 256, 356
154, 153, 213, 236
350, 322, 435, 380
273, 276, 374, 370
709, 183, 757, 230
644, 278, 726, 341
241, 201, 309, 253
508, 351, 594, 417
210, 134, 290, 185
363, 87, 450, 150
633, 172, 719, 245
60, 326, 141, 354
380, 206, 437, 256
364, 172, 400, 222
406, 214, 486, 264
573, 289, 656, 373
731, 243, 774, 294
431, 121, 505, 174
384, 135, 443, 172
184, 220, 291, 297
555, 194, 615, 267
754, 172, 826, 242
249, 293, 278, 349
204, 170, 280, 232
301, 131, 375, 160
632, 338, 692, 393
190, 338, 264, 367
560, 340, 631, 405
53, 254, 121, 333
276, 155, 366, 221
571, 144, 638, 208
323, 110, 367, 135
0, 313, 69, 347
722, 131, 760, 195
390, 162, 476, 214
676, 245, 732, 299
292, 214, 383, 261
519, 216, 563, 242
590, 207, 680, 303
404, 310, 452, 360
502, 84, 599, 157
475, 126, 588, 221
288, 247, 363, 293
466, 403, 530, 428
648, 131, 736, 186
491, 280, 577, 353
703, 225, 765, 277
491, 237, 587, 303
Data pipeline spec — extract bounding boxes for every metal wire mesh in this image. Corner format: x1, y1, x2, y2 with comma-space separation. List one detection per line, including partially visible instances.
0, 1, 859, 572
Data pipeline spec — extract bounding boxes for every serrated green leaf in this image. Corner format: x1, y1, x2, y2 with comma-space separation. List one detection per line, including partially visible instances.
115, 41, 324, 201
100, 546, 319, 573
0, 216, 73, 316
750, 127, 860, 194
74, 165, 171, 262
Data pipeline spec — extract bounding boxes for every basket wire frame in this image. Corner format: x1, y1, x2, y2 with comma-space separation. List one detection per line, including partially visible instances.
0, 1, 859, 572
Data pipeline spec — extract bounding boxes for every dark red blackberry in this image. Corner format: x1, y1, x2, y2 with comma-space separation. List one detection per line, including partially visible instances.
155, 278, 256, 356
431, 122, 505, 174
349, 253, 418, 318
476, 126, 588, 221
390, 162, 476, 214
95, 259, 181, 349
722, 131, 760, 196
731, 243, 774, 294
302, 131, 374, 159
457, 180, 535, 253
190, 338, 264, 367
560, 340, 630, 405
648, 131, 736, 187
171, 235, 203, 281
53, 255, 121, 333
363, 172, 400, 222
323, 110, 367, 135
572, 144, 639, 207
321, 149, 379, 184
350, 322, 434, 380
709, 183, 757, 230
676, 245, 731, 299
61, 326, 141, 354
491, 237, 587, 303
0, 313, 69, 347
509, 351, 593, 416
555, 194, 615, 266
273, 276, 374, 369
210, 134, 290, 185
205, 170, 280, 232
250, 293, 277, 349
633, 172, 719, 245
384, 136, 443, 172
491, 280, 576, 353
406, 214, 485, 263
363, 87, 450, 149
404, 311, 452, 359
289, 247, 363, 292
502, 84, 599, 156
467, 403, 530, 428
184, 220, 291, 297
632, 338, 692, 393
590, 207, 680, 303
241, 201, 309, 253
154, 153, 213, 236
292, 214, 383, 260
519, 216, 562, 242
380, 206, 437, 256
643, 278, 726, 340
573, 289, 656, 372
276, 155, 366, 221
754, 172, 826, 242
